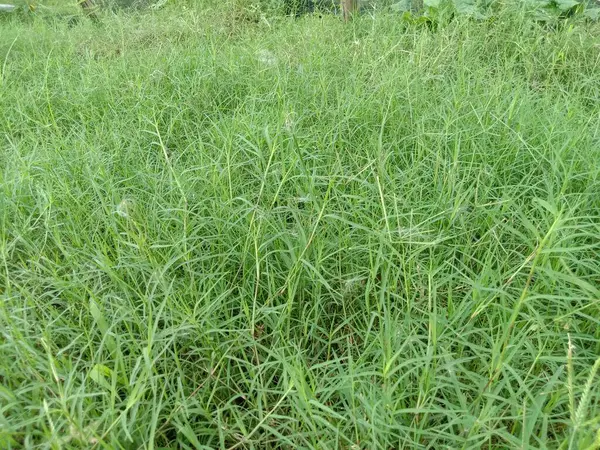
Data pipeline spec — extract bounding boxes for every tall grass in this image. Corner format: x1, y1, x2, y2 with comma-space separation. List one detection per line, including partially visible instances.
1, 4, 600, 448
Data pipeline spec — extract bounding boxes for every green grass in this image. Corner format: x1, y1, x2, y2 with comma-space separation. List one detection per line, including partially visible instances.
1, 3, 600, 448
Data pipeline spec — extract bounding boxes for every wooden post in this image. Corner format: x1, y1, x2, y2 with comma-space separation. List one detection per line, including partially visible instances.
341, 0, 358, 22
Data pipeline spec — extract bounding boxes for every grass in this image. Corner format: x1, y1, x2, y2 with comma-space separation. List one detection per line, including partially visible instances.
1, 3, 600, 448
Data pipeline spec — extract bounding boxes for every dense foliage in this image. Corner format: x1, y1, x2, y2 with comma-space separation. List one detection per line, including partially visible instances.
1, 2, 600, 448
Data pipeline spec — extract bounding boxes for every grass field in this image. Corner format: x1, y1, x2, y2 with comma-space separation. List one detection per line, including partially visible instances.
1, 3, 600, 448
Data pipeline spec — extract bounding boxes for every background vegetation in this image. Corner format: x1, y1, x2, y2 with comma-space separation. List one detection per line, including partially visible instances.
1, 1, 600, 448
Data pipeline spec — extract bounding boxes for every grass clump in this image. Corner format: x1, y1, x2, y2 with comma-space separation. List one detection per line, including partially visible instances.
1, 4, 600, 448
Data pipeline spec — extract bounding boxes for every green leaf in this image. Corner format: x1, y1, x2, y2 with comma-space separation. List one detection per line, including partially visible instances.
391, 0, 412, 12
0, 432, 18, 448
175, 420, 204, 449
89, 297, 117, 354
555, 0, 580, 10
525, 0, 554, 7
424, 0, 442, 7
89, 364, 113, 391
454, 0, 488, 19
89, 298, 109, 335
521, 366, 564, 444
584, 7, 600, 19
127, 370, 148, 409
